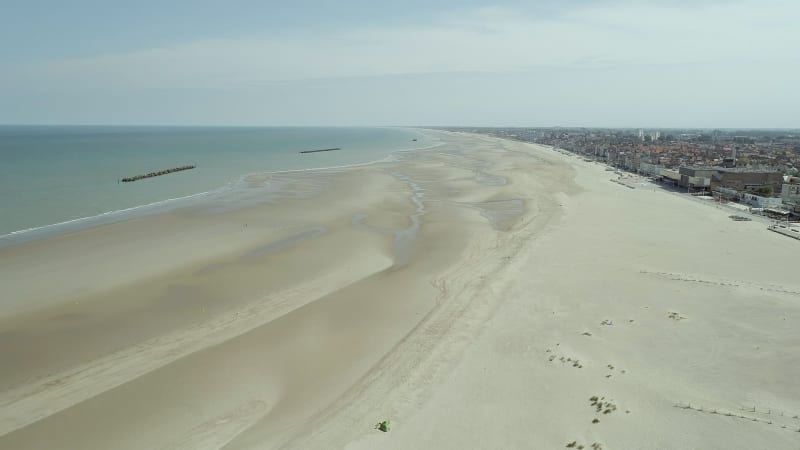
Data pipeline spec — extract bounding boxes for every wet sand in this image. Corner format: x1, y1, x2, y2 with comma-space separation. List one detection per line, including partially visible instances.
0, 130, 571, 449
6, 130, 794, 449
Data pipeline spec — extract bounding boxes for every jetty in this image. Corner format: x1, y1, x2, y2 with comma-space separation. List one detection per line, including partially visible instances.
299, 148, 341, 154
121, 165, 196, 182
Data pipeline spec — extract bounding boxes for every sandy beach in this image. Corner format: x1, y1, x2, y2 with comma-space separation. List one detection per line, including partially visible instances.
1, 130, 799, 449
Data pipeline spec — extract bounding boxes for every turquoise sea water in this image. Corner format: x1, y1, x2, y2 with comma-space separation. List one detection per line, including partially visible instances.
0, 126, 433, 239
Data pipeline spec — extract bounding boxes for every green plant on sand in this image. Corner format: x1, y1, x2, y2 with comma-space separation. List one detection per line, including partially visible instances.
376, 420, 391, 432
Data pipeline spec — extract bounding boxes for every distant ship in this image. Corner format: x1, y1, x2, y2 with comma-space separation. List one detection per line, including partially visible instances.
412, 138, 417, 141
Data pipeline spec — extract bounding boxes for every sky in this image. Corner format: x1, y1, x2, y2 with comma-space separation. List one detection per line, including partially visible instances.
1, 0, 798, 128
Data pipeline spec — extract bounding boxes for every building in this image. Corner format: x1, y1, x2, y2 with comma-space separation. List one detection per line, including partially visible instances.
678, 166, 784, 195
782, 177, 800, 215
639, 162, 664, 177
678, 167, 714, 190
660, 168, 681, 185
711, 168, 785, 196
739, 193, 783, 209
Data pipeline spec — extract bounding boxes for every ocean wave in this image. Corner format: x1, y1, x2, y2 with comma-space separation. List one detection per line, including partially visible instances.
0, 188, 227, 245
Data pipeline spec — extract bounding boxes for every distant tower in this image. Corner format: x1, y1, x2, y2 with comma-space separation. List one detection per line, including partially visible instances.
731, 147, 737, 163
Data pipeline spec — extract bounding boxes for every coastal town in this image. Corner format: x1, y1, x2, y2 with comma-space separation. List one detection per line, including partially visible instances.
445, 127, 800, 225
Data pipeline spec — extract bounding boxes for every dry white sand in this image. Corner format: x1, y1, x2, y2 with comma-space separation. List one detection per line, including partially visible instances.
2, 131, 799, 449
293, 138, 800, 450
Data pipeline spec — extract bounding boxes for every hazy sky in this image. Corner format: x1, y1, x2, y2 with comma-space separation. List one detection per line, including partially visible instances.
2, 0, 798, 127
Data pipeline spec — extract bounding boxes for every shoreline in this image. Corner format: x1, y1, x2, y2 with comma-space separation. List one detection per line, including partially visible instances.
0, 130, 443, 248
0, 130, 569, 449
4, 130, 797, 449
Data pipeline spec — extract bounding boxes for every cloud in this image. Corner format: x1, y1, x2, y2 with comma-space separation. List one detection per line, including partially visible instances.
2, 0, 798, 93
1, 0, 798, 127
6, 63, 796, 128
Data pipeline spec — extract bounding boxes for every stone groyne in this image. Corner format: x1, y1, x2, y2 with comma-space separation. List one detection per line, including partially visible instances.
299, 148, 341, 154
121, 165, 196, 183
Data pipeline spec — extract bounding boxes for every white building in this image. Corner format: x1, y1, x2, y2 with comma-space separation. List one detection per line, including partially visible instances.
660, 168, 681, 183
782, 180, 800, 213
740, 193, 783, 208
639, 162, 664, 177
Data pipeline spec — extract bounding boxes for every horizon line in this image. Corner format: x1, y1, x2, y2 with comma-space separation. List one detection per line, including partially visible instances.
1, 123, 799, 131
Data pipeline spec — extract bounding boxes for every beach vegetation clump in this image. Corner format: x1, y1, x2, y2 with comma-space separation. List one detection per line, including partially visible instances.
376, 419, 391, 432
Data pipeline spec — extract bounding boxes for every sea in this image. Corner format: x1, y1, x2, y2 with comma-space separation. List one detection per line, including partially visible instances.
0, 126, 435, 244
